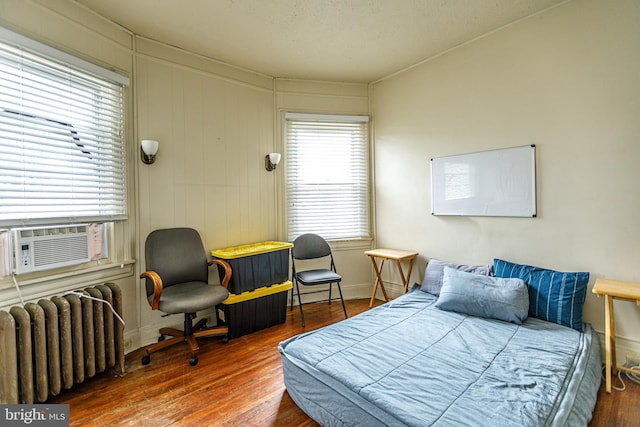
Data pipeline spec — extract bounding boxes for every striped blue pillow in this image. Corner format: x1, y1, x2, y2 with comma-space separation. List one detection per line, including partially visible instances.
493, 258, 589, 331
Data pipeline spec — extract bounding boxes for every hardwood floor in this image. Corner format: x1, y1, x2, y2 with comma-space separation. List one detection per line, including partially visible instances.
590, 372, 640, 426
49, 298, 640, 426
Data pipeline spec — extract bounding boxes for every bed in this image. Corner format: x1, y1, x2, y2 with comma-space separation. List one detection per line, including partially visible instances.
279, 258, 602, 426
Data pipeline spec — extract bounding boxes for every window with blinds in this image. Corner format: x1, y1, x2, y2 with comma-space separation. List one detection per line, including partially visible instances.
0, 28, 128, 227
285, 112, 370, 241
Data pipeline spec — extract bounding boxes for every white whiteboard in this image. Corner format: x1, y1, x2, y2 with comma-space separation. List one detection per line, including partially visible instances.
431, 145, 536, 217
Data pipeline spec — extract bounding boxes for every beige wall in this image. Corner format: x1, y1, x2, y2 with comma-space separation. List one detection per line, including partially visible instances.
136, 37, 277, 257
371, 0, 640, 360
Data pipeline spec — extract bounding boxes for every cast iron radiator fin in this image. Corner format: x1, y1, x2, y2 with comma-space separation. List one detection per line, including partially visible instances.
0, 283, 125, 404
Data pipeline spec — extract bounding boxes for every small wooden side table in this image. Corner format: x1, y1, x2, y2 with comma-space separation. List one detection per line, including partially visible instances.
592, 278, 640, 393
365, 248, 418, 308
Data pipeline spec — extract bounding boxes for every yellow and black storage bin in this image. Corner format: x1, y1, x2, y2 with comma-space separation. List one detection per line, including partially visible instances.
211, 241, 293, 294
217, 281, 292, 339
211, 241, 293, 338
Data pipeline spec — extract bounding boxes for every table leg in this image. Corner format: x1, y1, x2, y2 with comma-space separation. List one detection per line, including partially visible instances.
604, 294, 614, 393
609, 295, 617, 390
397, 258, 415, 294
369, 257, 381, 307
394, 260, 405, 294
377, 260, 390, 302
369, 257, 389, 307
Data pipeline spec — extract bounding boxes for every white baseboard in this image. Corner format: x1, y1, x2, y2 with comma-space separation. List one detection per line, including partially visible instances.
288, 280, 412, 306
592, 329, 640, 366
123, 330, 140, 355
288, 281, 376, 306
339, 282, 373, 300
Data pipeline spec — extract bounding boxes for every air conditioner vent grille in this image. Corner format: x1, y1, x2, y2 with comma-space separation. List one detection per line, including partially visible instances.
33, 236, 89, 267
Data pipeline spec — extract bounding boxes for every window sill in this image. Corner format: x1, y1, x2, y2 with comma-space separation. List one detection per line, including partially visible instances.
0, 260, 136, 309
328, 237, 374, 251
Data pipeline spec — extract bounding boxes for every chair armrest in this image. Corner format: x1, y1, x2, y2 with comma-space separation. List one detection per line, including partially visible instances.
208, 259, 232, 289
140, 271, 163, 310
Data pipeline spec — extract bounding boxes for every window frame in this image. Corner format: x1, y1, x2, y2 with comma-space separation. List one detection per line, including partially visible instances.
0, 26, 129, 228
284, 112, 371, 242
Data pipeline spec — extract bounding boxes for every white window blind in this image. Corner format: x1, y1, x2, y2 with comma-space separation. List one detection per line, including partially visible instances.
0, 28, 128, 227
285, 112, 370, 241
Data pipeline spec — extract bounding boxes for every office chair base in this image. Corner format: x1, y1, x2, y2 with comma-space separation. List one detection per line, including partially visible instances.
141, 319, 228, 366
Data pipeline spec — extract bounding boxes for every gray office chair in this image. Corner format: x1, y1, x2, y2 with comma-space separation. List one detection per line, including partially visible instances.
291, 233, 348, 327
140, 227, 231, 366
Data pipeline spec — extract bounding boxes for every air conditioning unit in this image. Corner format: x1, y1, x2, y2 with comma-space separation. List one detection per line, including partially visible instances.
12, 224, 91, 274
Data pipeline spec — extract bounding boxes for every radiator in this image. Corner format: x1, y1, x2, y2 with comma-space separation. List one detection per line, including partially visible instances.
0, 283, 125, 404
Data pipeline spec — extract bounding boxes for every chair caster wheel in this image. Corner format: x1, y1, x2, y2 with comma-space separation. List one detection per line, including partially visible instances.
142, 355, 151, 365
222, 336, 229, 344
189, 356, 198, 366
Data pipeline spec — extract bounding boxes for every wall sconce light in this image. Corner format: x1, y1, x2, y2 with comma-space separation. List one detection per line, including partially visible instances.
265, 152, 281, 171
141, 140, 159, 165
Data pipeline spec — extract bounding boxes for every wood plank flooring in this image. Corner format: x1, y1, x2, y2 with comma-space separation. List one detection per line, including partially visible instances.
49, 298, 640, 426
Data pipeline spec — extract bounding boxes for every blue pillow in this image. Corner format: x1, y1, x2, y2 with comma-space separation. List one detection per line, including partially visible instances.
436, 267, 529, 324
493, 258, 589, 331
420, 258, 493, 296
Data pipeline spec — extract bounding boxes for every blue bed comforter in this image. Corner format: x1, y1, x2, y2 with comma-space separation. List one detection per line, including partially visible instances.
279, 290, 601, 427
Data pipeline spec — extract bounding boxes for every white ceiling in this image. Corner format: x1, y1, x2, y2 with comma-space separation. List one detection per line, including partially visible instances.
76, 0, 567, 83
